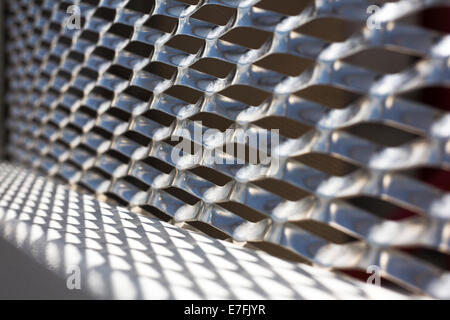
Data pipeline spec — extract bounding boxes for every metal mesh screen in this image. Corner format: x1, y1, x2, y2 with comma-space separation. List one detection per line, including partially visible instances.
3, 0, 450, 298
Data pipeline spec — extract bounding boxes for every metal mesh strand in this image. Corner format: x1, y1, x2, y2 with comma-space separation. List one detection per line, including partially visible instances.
4, 0, 450, 298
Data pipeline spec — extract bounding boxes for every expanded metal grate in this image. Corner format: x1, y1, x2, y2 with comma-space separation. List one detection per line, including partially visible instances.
3, 0, 450, 298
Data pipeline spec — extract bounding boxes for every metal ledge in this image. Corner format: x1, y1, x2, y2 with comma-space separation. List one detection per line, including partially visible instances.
0, 163, 410, 299
0, 236, 90, 299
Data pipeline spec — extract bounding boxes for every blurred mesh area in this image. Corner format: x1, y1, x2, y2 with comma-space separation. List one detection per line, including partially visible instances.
3, 0, 450, 298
